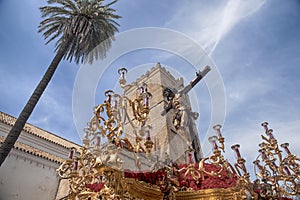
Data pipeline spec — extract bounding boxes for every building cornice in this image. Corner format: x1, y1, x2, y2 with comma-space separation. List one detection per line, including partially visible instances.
0, 111, 81, 150
0, 136, 64, 164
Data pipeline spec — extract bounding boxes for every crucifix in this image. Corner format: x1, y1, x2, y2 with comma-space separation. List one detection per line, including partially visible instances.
161, 65, 211, 162
161, 65, 210, 122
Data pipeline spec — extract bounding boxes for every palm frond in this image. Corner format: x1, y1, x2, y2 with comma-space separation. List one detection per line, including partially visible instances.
47, 0, 79, 11
39, 0, 120, 64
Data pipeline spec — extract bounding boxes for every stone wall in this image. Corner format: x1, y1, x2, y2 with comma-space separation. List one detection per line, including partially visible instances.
123, 63, 202, 164
0, 149, 60, 200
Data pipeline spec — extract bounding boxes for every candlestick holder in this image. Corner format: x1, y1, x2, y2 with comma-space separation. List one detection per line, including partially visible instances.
213, 124, 225, 152
253, 122, 300, 197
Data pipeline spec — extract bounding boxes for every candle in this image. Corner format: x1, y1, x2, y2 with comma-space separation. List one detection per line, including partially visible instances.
231, 144, 241, 158
253, 160, 264, 172
259, 149, 267, 160
68, 149, 74, 159
105, 90, 114, 104
259, 142, 266, 148
139, 83, 148, 95
261, 122, 269, 134
280, 143, 291, 155
143, 95, 149, 107
121, 71, 125, 79
139, 86, 144, 95
107, 95, 111, 103
213, 124, 222, 138
283, 166, 291, 176
118, 68, 127, 79
73, 161, 78, 171
208, 136, 218, 150
266, 129, 275, 140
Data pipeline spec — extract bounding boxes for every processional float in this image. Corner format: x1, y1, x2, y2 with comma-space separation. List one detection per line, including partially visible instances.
57, 66, 299, 200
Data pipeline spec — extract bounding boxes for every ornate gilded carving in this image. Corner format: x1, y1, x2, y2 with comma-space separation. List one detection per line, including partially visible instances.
253, 122, 300, 198
55, 68, 298, 200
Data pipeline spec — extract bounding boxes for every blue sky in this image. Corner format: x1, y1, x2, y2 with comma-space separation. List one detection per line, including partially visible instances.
0, 0, 300, 176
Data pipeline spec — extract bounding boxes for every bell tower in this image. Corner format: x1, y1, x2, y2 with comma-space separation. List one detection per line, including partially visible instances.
124, 63, 204, 164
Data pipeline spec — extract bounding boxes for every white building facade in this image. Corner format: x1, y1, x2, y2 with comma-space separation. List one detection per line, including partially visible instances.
0, 111, 81, 200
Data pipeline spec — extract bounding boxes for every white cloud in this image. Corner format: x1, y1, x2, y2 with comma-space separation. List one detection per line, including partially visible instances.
165, 0, 267, 55
28, 84, 81, 143
226, 76, 273, 112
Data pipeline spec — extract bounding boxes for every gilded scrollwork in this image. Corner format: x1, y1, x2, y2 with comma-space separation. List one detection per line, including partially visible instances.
253, 122, 300, 198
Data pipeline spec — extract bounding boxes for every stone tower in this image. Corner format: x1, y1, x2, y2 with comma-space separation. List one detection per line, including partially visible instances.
124, 63, 203, 164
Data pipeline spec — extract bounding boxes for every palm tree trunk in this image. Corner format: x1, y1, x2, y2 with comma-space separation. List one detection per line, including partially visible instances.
0, 39, 72, 166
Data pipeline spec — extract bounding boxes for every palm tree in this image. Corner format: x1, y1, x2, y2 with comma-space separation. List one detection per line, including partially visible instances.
0, 0, 121, 166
